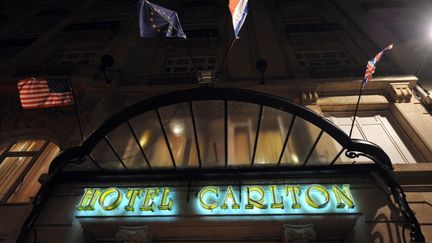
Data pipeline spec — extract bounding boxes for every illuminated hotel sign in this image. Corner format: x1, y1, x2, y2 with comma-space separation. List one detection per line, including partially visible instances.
75, 184, 356, 217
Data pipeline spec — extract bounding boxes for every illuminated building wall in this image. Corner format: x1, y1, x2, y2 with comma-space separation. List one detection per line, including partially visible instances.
0, 0, 432, 242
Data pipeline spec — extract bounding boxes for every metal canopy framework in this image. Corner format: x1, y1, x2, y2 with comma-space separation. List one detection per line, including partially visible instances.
20, 87, 424, 242
51, 87, 394, 172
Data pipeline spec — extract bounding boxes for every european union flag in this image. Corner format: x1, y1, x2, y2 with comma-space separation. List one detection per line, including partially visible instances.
138, 0, 186, 39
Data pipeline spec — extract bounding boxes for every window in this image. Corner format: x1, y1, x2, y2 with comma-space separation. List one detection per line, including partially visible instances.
52, 51, 99, 65
0, 139, 60, 203
180, 0, 223, 21
285, 22, 342, 36
63, 21, 122, 33
183, 25, 219, 39
80, 0, 135, 22
296, 50, 354, 67
295, 50, 361, 78
327, 112, 421, 164
162, 56, 215, 73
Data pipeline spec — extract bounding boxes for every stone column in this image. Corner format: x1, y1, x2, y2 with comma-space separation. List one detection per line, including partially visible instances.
283, 224, 316, 243
115, 226, 150, 243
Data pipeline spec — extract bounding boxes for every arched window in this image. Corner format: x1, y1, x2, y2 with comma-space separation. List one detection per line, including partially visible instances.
0, 139, 60, 203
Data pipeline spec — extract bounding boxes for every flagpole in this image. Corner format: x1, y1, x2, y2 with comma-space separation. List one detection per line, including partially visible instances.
215, 38, 237, 81
69, 79, 84, 143
348, 44, 393, 138
349, 83, 364, 138
185, 40, 198, 72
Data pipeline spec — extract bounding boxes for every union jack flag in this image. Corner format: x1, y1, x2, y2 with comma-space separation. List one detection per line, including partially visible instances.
362, 44, 393, 88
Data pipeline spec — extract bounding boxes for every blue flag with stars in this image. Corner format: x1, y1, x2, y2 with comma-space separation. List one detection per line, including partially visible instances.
138, 0, 186, 39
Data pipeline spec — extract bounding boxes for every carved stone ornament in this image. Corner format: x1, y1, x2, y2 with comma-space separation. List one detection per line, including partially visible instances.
387, 83, 412, 103
115, 226, 149, 243
283, 224, 317, 243
301, 90, 319, 105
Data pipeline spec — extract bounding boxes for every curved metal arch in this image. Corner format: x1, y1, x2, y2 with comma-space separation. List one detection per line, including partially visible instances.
49, 87, 393, 173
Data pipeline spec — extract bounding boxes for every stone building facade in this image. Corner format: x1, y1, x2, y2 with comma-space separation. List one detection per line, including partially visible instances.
0, 0, 432, 242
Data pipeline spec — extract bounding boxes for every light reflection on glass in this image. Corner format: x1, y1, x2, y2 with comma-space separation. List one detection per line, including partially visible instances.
228, 101, 260, 166
0, 157, 32, 201
255, 107, 293, 166
91, 140, 125, 170
308, 132, 342, 165
130, 111, 173, 168
159, 103, 198, 168
10, 140, 45, 152
106, 123, 148, 169
193, 101, 225, 168
281, 117, 321, 165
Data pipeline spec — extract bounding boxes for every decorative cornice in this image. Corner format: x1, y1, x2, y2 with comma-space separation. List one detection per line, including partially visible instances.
116, 226, 149, 243
387, 82, 412, 103
283, 224, 316, 243
300, 86, 319, 105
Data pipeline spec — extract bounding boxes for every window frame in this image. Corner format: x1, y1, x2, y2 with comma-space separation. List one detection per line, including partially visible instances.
0, 139, 50, 203
323, 110, 425, 164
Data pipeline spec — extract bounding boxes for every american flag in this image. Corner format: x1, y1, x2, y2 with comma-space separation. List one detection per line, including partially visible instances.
17, 77, 74, 109
362, 44, 393, 88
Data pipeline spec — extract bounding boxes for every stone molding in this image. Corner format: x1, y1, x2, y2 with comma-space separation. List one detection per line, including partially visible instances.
283, 224, 316, 243
300, 86, 319, 105
115, 226, 150, 243
387, 82, 412, 103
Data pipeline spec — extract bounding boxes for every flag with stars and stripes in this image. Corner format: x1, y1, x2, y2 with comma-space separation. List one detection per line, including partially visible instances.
17, 77, 74, 109
229, 0, 248, 38
362, 44, 393, 88
137, 0, 186, 39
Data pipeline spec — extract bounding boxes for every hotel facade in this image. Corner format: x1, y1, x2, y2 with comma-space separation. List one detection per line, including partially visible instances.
0, 0, 432, 242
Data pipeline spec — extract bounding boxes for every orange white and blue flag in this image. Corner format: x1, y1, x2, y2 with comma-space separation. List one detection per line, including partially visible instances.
229, 0, 248, 38
362, 44, 393, 88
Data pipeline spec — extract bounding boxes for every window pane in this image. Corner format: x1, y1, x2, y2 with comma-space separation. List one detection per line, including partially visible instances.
129, 110, 174, 168
228, 102, 260, 166
254, 107, 293, 166
308, 132, 348, 165
10, 139, 45, 151
90, 139, 125, 170
0, 144, 7, 155
361, 120, 415, 164
280, 117, 321, 166
159, 103, 199, 168
377, 115, 417, 163
193, 101, 225, 168
328, 116, 372, 163
0, 157, 33, 201
328, 113, 417, 164
7, 143, 60, 203
106, 123, 149, 169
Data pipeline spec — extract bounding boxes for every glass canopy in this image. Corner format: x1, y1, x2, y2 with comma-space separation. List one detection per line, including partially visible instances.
62, 92, 375, 172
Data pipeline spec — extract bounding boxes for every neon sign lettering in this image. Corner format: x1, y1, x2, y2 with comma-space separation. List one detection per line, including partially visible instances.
76, 184, 355, 217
